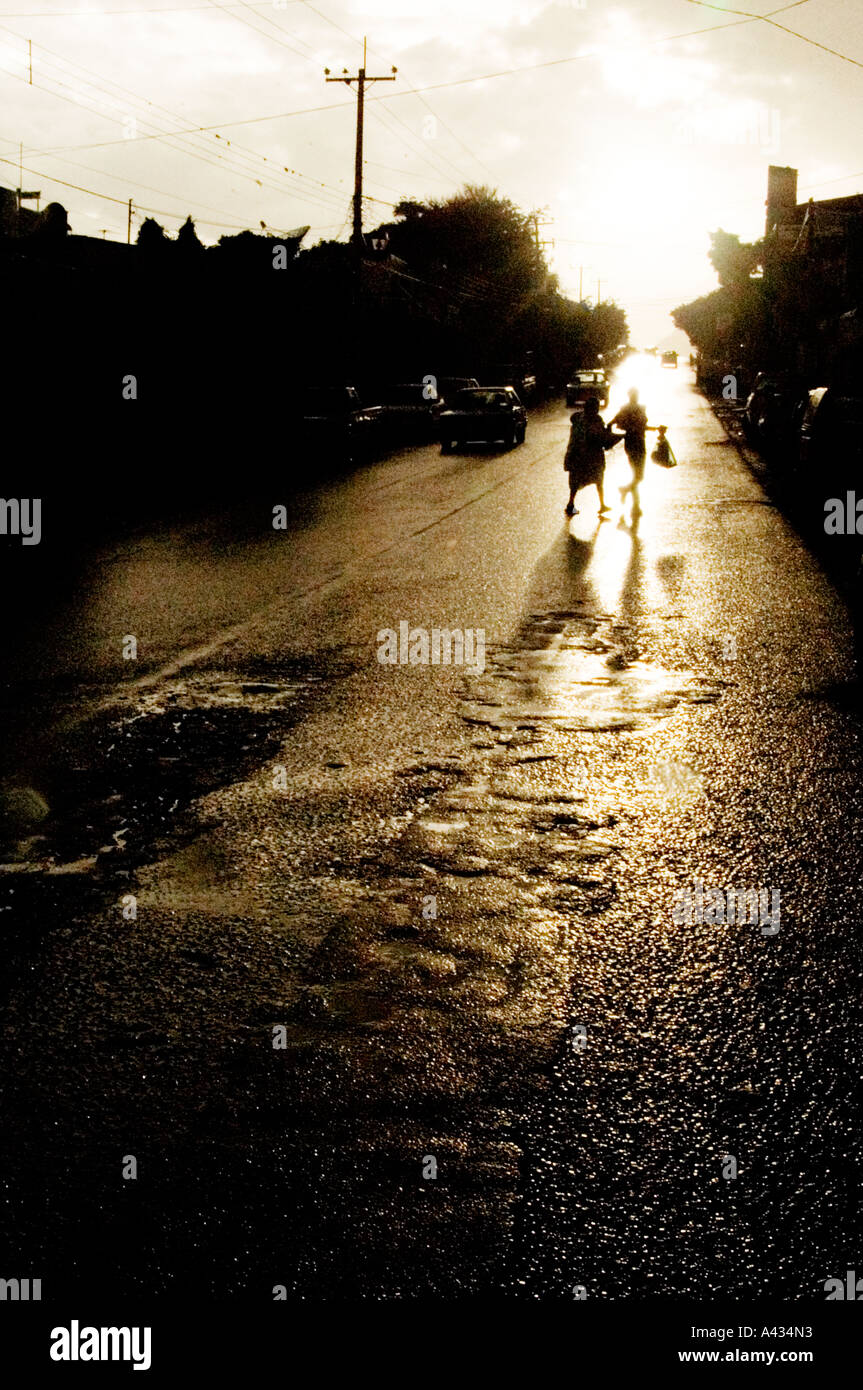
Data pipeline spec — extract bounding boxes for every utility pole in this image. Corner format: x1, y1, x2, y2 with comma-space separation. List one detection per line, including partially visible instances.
529, 210, 554, 286
127, 197, 133, 244
325, 39, 396, 251
16, 141, 41, 215
597, 279, 603, 306
579, 266, 583, 302
530, 211, 553, 255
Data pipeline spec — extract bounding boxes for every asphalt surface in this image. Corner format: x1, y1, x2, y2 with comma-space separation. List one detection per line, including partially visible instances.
1, 357, 861, 1300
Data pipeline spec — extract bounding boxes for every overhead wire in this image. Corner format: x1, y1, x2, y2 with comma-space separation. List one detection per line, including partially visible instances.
683, 0, 863, 70
3, 3, 829, 242
0, 2, 306, 14
1, 10, 404, 215
0, 11, 770, 150
365, 106, 474, 192
0, 23, 379, 219
299, 0, 493, 187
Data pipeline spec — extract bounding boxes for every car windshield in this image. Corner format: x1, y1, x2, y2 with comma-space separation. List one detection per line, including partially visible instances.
452, 389, 509, 409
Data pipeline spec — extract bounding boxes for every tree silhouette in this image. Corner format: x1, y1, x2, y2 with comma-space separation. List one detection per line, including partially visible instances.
136, 216, 168, 252
708, 229, 763, 287
358, 186, 631, 389
177, 215, 205, 256
381, 185, 547, 304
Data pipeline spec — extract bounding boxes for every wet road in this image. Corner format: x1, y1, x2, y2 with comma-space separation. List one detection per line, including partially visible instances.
1, 358, 861, 1299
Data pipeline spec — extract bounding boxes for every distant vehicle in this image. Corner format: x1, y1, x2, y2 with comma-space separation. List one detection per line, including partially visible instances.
437, 386, 527, 452
296, 385, 382, 457
661, 350, 678, 368
566, 369, 609, 409
378, 382, 440, 439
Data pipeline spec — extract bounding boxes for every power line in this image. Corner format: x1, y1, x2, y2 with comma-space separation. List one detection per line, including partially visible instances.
208, 0, 484, 195
0, 15, 400, 214
301, 1, 495, 186
8, 65, 351, 216
2, 63, 352, 227
363, 156, 451, 186
683, 0, 863, 71
202, 0, 318, 64
0, 2, 305, 13
0, 156, 306, 232
1, 5, 794, 241
126, 0, 460, 210
0, 24, 376, 217
800, 168, 863, 193
365, 106, 471, 192
30, 145, 305, 223
376, 100, 479, 186
0, 12, 768, 153
0, 152, 131, 204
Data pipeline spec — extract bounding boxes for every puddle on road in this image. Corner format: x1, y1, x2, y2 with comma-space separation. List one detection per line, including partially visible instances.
0, 600, 735, 1289
461, 610, 725, 734
343, 604, 727, 950
133, 676, 306, 717
0, 668, 312, 877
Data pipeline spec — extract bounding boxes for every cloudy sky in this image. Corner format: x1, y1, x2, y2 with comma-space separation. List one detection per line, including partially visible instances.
2, 0, 862, 341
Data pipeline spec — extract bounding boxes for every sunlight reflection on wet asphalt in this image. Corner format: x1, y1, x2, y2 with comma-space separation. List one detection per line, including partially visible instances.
1, 357, 861, 1299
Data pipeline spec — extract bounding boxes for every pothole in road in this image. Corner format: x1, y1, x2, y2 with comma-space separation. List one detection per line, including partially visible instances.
134, 676, 308, 717
0, 668, 313, 879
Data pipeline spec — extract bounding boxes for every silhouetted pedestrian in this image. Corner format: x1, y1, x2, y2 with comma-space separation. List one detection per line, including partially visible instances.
564, 397, 611, 516
612, 388, 650, 515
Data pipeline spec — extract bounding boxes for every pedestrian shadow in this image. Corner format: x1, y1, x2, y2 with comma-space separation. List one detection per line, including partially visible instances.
618, 522, 648, 633
516, 516, 650, 628
522, 521, 602, 614
653, 550, 687, 603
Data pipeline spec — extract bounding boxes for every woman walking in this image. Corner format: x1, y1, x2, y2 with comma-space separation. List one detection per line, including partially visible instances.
564, 396, 611, 516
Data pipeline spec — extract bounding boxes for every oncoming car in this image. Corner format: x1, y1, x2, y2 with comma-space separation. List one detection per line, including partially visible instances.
437, 386, 527, 452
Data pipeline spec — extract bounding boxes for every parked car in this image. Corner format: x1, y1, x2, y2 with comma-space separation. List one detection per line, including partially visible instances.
484, 364, 537, 403
661, 350, 678, 368
437, 376, 480, 403
566, 370, 609, 409
742, 372, 808, 453
378, 382, 440, 440
295, 385, 383, 457
517, 373, 538, 403
798, 387, 863, 487
437, 386, 527, 452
